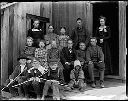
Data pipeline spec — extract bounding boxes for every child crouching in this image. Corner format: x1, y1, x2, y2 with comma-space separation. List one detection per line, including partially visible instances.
68, 60, 86, 92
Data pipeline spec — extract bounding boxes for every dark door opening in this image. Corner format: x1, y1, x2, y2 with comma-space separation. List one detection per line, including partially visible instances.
93, 2, 119, 76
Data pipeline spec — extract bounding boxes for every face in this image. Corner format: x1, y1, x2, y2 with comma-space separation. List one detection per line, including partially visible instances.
100, 19, 105, 26
60, 28, 66, 34
27, 38, 33, 46
77, 20, 82, 27
46, 40, 50, 45
32, 59, 40, 68
75, 65, 80, 70
48, 26, 54, 33
79, 43, 86, 50
19, 59, 27, 65
90, 39, 97, 46
50, 63, 58, 70
39, 41, 45, 48
51, 41, 57, 48
33, 20, 39, 28
68, 40, 73, 48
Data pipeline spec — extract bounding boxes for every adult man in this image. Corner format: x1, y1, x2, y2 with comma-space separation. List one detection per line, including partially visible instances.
60, 39, 77, 83
86, 37, 105, 88
71, 18, 90, 49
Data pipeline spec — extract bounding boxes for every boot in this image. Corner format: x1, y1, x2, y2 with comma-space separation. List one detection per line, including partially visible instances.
99, 80, 104, 88
91, 81, 96, 88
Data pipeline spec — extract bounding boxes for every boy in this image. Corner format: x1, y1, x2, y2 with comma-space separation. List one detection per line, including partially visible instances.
68, 60, 86, 92
76, 42, 89, 82
4, 55, 30, 97
25, 58, 48, 99
86, 37, 105, 88
41, 60, 66, 100
47, 40, 63, 70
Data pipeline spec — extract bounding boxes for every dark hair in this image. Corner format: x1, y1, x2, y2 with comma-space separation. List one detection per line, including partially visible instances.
39, 40, 45, 44
60, 26, 66, 30
48, 24, 53, 29
99, 16, 106, 22
34, 19, 40, 23
79, 41, 86, 45
67, 39, 73, 43
76, 18, 82, 22
90, 37, 97, 41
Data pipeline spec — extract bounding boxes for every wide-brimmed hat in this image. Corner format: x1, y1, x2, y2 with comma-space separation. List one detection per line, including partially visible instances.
74, 60, 81, 67
17, 54, 30, 61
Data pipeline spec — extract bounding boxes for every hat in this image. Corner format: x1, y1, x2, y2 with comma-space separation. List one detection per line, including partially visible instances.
74, 60, 81, 67
17, 54, 30, 61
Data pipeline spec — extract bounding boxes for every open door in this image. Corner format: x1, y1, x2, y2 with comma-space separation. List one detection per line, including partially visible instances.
26, 13, 50, 36
92, 2, 119, 76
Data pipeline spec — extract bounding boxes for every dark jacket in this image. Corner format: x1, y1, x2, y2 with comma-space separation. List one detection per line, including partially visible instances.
9, 64, 30, 80
43, 67, 65, 84
76, 49, 86, 62
71, 26, 90, 47
86, 45, 104, 62
60, 47, 77, 65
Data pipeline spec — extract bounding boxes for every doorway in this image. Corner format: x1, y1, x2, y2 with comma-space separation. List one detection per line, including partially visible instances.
92, 2, 119, 76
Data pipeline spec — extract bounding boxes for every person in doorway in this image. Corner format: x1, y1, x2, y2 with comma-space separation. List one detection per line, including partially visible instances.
94, 16, 112, 75
86, 37, 105, 88
70, 18, 90, 50
27, 19, 44, 48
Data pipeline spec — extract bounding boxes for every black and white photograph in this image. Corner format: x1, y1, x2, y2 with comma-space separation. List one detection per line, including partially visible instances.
1, 1, 127, 100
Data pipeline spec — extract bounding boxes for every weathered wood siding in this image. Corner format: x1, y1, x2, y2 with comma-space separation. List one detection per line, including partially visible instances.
52, 1, 93, 36
119, 1, 127, 80
1, 2, 52, 85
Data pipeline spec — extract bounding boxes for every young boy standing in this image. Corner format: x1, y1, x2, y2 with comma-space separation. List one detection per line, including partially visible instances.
41, 60, 66, 100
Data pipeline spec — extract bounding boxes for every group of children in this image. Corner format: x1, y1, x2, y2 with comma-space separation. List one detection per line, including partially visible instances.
5, 23, 105, 100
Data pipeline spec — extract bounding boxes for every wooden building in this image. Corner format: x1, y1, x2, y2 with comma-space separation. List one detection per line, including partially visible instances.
1, 1, 127, 85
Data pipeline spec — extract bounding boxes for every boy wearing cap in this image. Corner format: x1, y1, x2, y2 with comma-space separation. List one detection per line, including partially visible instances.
41, 60, 66, 100
68, 60, 86, 92
4, 55, 31, 97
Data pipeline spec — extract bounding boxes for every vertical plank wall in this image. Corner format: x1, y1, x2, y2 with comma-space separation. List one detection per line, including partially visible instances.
1, 2, 52, 85
52, 1, 93, 36
119, 1, 126, 80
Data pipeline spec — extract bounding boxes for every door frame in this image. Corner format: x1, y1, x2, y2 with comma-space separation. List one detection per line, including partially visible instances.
91, 1, 126, 81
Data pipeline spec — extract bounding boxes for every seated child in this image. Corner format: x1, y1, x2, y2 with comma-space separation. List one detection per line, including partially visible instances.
4, 55, 31, 97
35, 40, 48, 69
25, 58, 48, 99
21, 37, 36, 61
68, 60, 86, 92
41, 60, 66, 100
47, 40, 64, 70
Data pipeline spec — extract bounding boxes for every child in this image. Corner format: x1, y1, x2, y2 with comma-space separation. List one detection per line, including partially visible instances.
68, 60, 86, 92
25, 58, 48, 99
41, 60, 66, 100
21, 37, 36, 61
35, 40, 48, 69
76, 42, 89, 81
58, 27, 70, 50
47, 40, 64, 70
4, 55, 31, 97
